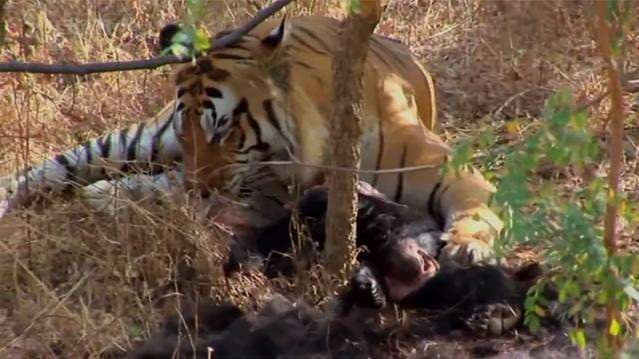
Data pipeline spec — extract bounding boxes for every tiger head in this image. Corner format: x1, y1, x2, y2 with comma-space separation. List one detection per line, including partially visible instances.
164, 17, 295, 198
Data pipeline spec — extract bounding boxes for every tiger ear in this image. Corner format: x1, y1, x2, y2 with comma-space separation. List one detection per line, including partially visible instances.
262, 15, 290, 47
254, 16, 291, 66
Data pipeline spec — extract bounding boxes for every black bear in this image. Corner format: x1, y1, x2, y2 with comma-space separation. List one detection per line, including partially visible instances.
132, 295, 375, 359
225, 182, 539, 336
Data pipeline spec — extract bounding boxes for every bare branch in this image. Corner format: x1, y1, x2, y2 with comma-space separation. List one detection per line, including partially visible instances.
575, 69, 639, 112
0, 56, 187, 75
0, 0, 295, 75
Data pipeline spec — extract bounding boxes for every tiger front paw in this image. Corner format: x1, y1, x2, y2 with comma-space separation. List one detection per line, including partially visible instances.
439, 238, 496, 266
439, 212, 501, 265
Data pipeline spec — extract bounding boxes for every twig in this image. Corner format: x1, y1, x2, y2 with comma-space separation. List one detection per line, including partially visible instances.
575, 89, 611, 113
575, 70, 639, 112
425, 19, 470, 41
493, 88, 536, 118
0, 0, 295, 75
207, 153, 438, 177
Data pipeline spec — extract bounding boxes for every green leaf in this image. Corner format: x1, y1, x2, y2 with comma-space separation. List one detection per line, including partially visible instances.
192, 28, 211, 53
186, 0, 206, 25
129, 323, 144, 337
478, 129, 496, 149
605, 0, 621, 21
596, 290, 609, 305
347, 0, 361, 15
570, 329, 587, 349
609, 318, 621, 336
164, 43, 190, 58
161, 25, 210, 57
525, 314, 541, 333
449, 140, 473, 174
172, 31, 191, 45
533, 305, 546, 317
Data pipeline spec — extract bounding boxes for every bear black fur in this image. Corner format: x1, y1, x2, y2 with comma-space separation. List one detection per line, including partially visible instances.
224, 182, 443, 279
225, 182, 540, 336
132, 295, 375, 359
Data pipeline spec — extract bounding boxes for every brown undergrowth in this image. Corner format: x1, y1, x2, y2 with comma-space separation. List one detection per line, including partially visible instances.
0, 0, 637, 357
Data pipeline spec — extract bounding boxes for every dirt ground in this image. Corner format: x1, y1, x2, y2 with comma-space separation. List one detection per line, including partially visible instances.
0, 0, 637, 357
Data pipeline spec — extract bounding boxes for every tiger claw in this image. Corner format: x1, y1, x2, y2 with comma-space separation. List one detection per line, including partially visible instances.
439, 240, 496, 266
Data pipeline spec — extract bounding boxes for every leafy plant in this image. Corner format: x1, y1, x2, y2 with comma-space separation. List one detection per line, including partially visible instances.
444, 84, 637, 354
482, 88, 639, 354
447, 2, 639, 354
162, 0, 211, 58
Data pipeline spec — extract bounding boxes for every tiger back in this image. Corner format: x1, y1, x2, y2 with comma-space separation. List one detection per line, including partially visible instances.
172, 15, 438, 193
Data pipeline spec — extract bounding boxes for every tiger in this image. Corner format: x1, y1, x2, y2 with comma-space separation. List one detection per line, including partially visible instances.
0, 15, 503, 264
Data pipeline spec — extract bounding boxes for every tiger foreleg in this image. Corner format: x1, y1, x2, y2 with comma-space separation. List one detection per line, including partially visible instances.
378, 124, 503, 266
0, 103, 182, 218
79, 170, 187, 216
435, 169, 504, 265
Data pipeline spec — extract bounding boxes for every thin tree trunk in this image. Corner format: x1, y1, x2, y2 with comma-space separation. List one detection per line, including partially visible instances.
594, 1, 625, 352
325, 1, 381, 277
0, 0, 6, 47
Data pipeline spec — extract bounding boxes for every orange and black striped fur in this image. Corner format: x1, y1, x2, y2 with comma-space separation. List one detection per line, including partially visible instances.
1, 16, 502, 264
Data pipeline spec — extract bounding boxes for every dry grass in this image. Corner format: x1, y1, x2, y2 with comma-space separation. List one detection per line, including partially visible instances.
0, 0, 637, 357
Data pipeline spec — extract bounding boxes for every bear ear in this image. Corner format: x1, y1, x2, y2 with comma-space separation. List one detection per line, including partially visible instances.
261, 15, 291, 49
159, 24, 182, 53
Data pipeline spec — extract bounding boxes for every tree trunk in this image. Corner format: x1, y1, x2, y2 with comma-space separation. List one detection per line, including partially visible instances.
325, 1, 381, 278
594, 1, 625, 352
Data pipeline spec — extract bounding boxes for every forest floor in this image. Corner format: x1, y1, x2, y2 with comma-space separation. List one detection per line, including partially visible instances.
0, 0, 637, 357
